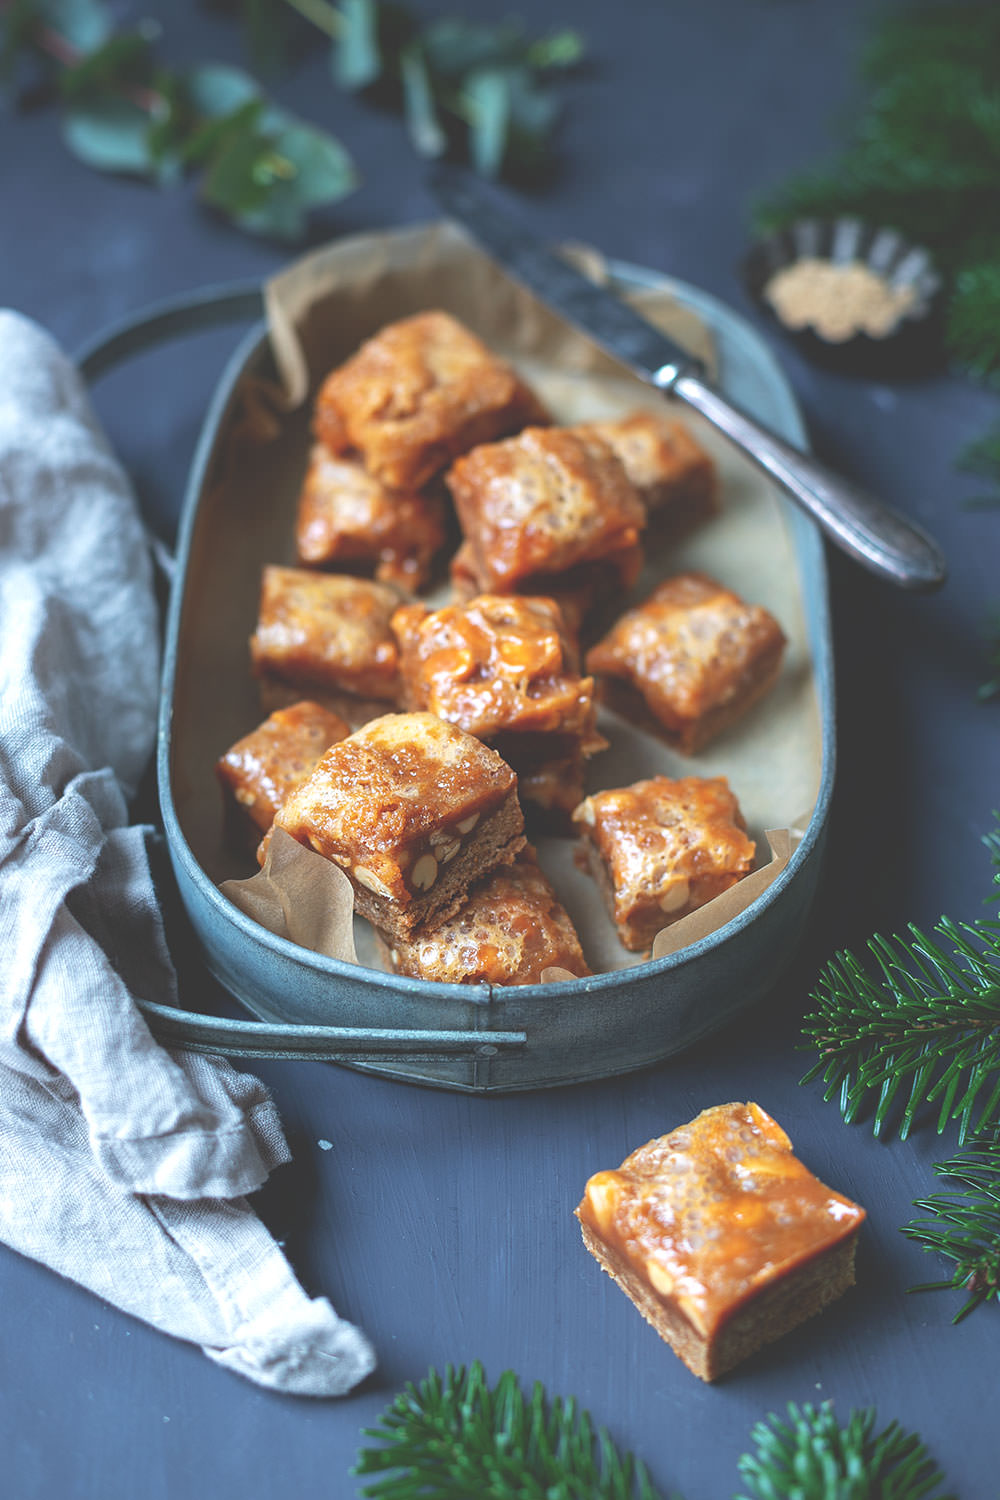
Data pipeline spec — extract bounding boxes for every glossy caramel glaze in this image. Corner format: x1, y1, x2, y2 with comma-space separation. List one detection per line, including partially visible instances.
273, 711, 521, 899
392, 594, 597, 741
216, 700, 350, 833
295, 446, 446, 589
586, 572, 786, 751
386, 850, 591, 985
313, 311, 548, 490
577, 1102, 866, 1340
578, 411, 717, 519
250, 566, 402, 700
574, 775, 755, 950
447, 426, 645, 593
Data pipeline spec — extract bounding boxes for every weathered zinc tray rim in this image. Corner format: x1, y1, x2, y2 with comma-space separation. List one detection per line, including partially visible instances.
157, 258, 834, 1020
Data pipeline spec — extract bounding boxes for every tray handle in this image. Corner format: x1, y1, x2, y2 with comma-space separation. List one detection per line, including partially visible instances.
76, 281, 266, 383
139, 1001, 526, 1064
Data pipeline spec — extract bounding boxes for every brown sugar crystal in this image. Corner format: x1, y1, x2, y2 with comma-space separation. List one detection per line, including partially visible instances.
576, 1102, 866, 1381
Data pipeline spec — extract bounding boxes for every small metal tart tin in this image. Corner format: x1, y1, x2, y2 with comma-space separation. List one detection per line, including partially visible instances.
742, 217, 944, 376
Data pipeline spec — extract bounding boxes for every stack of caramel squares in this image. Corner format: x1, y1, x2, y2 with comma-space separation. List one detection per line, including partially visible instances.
300, 309, 550, 590
391, 593, 606, 828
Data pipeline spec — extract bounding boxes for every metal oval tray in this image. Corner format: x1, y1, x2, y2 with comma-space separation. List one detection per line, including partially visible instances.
155, 252, 834, 1093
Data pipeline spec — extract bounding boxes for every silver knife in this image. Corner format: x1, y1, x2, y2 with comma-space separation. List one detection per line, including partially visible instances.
429, 163, 946, 592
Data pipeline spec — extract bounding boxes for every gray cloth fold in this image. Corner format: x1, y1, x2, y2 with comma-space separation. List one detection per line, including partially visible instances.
0, 309, 375, 1396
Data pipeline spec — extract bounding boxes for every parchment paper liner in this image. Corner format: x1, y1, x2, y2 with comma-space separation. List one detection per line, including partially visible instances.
216, 222, 821, 983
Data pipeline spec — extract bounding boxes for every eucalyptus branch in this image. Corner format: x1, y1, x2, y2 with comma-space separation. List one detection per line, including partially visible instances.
904, 1134, 1000, 1322
1, 0, 357, 238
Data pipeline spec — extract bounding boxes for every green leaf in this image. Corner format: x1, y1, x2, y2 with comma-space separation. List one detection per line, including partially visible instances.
269, 118, 356, 205
58, 30, 153, 101
399, 43, 446, 158
185, 63, 260, 120
37, 0, 111, 51
420, 17, 526, 81
335, 0, 380, 90
464, 66, 511, 178
199, 103, 355, 241
62, 95, 153, 176
526, 30, 585, 70
241, 0, 289, 76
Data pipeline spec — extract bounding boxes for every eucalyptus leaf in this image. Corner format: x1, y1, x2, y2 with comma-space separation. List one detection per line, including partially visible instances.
399, 42, 445, 158
421, 17, 525, 81
270, 120, 357, 204
59, 31, 152, 100
62, 95, 153, 175
335, 0, 380, 90
464, 66, 511, 178
186, 63, 260, 120
526, 30, 585, 70
37, 0, 111, 52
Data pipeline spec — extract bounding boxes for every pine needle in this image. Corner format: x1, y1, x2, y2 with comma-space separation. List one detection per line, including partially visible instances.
353, 1362, 665, 1499
800, 822, 1000, 1143
735, 1402, 955, 1500
903, 1134, 1000, 1321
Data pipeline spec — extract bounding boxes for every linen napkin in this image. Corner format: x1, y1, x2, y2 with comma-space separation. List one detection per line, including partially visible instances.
0, 309, 375, 1396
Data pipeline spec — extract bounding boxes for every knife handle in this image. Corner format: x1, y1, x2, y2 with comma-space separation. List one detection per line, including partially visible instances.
669, 370, 947, 591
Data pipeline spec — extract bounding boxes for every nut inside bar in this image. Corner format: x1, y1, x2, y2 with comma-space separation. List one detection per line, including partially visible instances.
272, 711, 526, 941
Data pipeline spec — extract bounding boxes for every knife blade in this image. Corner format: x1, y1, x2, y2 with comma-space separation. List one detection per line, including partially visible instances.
429, 163, 946, 592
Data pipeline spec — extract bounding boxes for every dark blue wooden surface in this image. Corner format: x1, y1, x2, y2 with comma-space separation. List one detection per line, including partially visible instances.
3, 2, 997, 1496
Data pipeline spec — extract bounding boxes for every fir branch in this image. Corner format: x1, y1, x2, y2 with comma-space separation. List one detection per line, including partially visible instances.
903, 1134, 1000, 1322
353, 1361, 664, 1500
735, 1402, 954, 1500
356, 1370, 957, 1500
734, 1404, 953, 1500
801, 912, 1000, 1143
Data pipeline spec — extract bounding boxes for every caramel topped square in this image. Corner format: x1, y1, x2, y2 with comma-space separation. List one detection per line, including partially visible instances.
313, 311, 548, 490
384, 850, 591, 986
216, 700, 350, 837
576, 1102, 866, 1381
446, 426, 645, 594
586, 572, 786, 753
250, 567, 401, 702
273, 712, 525, 939
577, 411, 718, 530
574, 775, 755, 951
392, 594, 597, 743
295, 446, 446, 590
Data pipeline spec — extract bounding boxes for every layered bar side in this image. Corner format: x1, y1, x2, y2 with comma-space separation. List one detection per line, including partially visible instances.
575, 1102, 866, 1382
